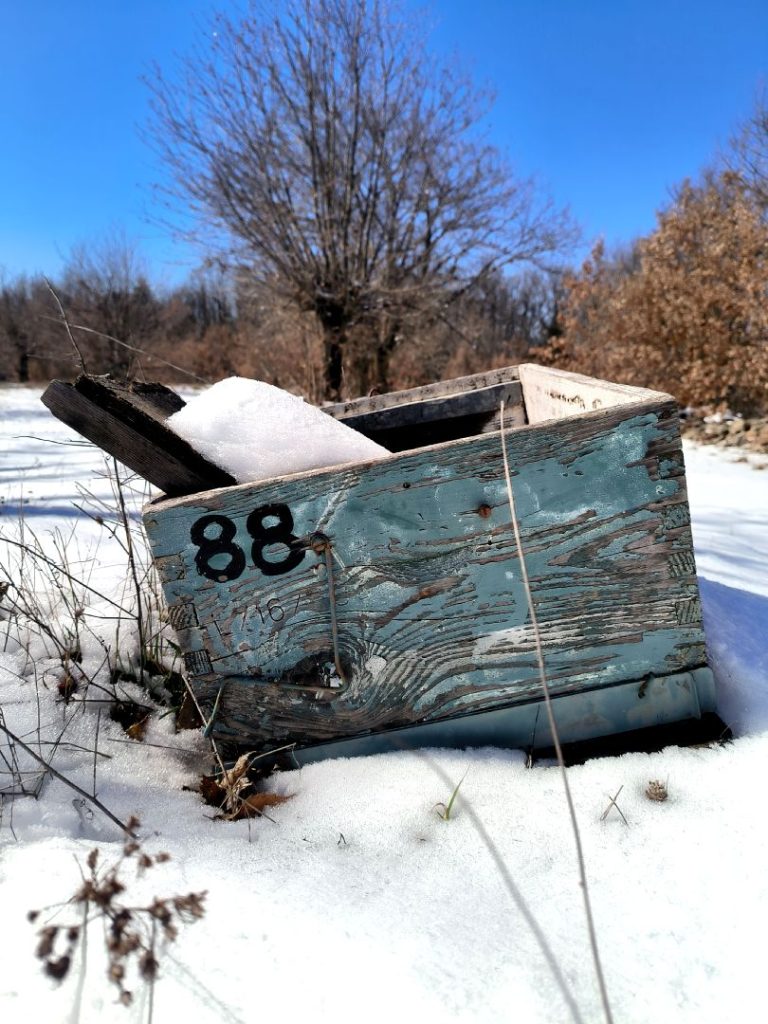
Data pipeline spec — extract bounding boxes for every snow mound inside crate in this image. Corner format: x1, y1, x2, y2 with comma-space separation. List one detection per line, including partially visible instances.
166, 377, 389, 483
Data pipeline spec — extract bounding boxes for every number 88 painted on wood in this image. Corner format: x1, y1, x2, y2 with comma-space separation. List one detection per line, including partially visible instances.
190, 503, 305, 581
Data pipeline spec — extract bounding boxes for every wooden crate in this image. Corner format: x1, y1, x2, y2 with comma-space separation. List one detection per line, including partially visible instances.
142, 364, 715, 762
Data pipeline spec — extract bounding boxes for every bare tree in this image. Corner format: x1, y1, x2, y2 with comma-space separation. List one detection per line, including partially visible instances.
61, 229, 159, 376
0, 275, 71, 382
148, 0, 573, 399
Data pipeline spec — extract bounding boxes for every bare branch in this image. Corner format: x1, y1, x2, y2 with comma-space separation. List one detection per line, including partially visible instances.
38, 316, 210, 384
44, 279, 88, 373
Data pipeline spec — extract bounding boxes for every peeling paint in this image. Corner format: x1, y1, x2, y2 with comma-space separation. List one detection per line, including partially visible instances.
364, 656, 387, 678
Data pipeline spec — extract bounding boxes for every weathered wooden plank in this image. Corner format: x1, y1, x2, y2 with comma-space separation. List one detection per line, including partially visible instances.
43, 369, 526, 492
330, 380, 525, 451
144, 392, 713, 751
286, 667, 715, 764
326, 364, 522, 419
519, 363, 672, 424
41, 377, 236, 497
80, 377, 187, 419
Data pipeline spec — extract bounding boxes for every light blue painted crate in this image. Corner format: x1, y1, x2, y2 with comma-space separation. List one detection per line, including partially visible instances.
143, 363, 715, 761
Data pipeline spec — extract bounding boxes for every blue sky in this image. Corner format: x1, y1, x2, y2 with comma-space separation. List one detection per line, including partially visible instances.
1, 0, 766, 285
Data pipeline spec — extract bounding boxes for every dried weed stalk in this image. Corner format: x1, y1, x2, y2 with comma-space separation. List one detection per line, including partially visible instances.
0, 458, 188, 809
29, 818, 206, 1010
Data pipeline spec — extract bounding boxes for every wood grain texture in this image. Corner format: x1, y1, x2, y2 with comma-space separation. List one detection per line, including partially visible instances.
326, 364, 521, 419
288, 667, 715, 764
144, 390, 713, 751
76, 377, 187, 419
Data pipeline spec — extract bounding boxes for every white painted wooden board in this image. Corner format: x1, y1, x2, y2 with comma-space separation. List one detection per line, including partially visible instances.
519, 363, 672, 425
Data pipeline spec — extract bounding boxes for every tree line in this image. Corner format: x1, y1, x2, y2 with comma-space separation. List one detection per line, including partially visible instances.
0, 249, 235, 390
2, 0, 767, 415
0, 243, 561, 401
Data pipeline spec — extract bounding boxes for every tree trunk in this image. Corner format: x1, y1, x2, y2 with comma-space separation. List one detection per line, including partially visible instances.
323, 333, 344, 402
374, 330, 399, 395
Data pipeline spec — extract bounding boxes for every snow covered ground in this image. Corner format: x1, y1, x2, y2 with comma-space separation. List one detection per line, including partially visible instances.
0, 384, 767, 1024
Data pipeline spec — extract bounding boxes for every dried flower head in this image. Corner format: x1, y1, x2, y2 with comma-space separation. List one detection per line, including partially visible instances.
646, 779, 669, 802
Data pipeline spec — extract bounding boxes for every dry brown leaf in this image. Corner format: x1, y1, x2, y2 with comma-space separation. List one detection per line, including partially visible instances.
199, 775, 224, 807
228, 792, 292, 820
220, 754, 251, 789
126, 716, 150, 742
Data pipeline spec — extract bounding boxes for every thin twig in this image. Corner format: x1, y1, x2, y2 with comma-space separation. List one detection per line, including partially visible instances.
39, 314, 210, 383
0, 793, 19, 840
499, 400, 614, 1024
44, 279, 88, 372
111, 458, 147, 674
600, 786, 628, 825
202, 685, 225, 739
18, 740, 111, 759
244, 742, 298, 763
147, 917, 157, 1024
70, 902, 89, 1024
0, 719, 137, 838
2, 537, 133, 615
93, 708, 102, 799
175, 672, 228, 776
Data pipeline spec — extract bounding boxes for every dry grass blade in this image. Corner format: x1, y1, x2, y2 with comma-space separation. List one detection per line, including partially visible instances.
499, 400, 614, 1024
600, 786, 628, 825
111, 457, 148, 676
0, 719, 137, 838
420, 754, 584, 1024
1, 536, 133, 616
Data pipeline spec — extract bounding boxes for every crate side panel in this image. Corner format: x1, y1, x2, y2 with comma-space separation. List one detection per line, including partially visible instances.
336, 381, 526, 451
288, 667, 715, 764
144, 399, 709, 748
325, 364, 521, 419
519, 364, 673, 425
